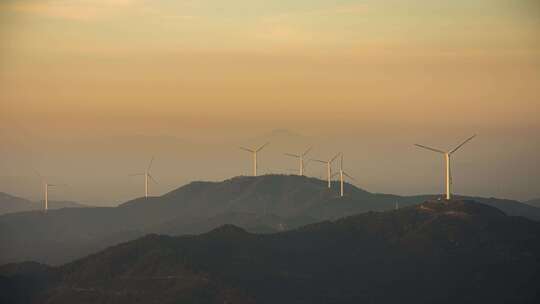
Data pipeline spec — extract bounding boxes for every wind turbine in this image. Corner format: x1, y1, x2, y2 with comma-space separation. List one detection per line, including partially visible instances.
331, 154, 355, 197
130, 156, 158, 198
414, 134, 476, 201
284, 159, 313, 175
311, 152, 341, 188
240, 142, 269, 176
284, 147, 312, 176
33, 170, 61, 213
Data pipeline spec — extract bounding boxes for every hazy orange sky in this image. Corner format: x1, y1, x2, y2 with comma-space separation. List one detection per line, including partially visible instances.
1, 0, 539, 204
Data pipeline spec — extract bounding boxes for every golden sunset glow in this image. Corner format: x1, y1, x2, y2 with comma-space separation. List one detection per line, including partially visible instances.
1, 1, 539, 204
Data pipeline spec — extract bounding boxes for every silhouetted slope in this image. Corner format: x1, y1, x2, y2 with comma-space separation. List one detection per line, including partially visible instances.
154, 212, 315, 235
2, 200, 539, 304
118, 175, 374, 225
0, 262, 55, 304
120, 175, 540, 223
1, 175, 539, 265
526, 198, 540, 208
453, 195, 540, 221
0, 192, 33, 215
0, 192, 86, 215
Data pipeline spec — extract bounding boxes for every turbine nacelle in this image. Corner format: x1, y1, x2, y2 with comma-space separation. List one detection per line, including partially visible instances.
240, 142, 269, 176
311, 152, 341, 188
284, 146, 312, 176
327, 153, 355, 197
130, 156, 158, 198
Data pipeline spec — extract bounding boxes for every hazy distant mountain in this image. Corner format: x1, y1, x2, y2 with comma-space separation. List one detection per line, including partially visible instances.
1, 175, 539, 265
2, 200, 539, 304
0, 193, 32, 215
0, 192, 86, 216
153, 212, 315, 235
525, 198, 540, 208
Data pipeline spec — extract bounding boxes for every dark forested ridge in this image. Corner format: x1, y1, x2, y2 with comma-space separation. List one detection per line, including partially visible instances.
1, 175, 540, 266
1, 199, 539, 304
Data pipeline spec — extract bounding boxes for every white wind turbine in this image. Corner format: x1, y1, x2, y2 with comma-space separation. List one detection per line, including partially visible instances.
33, 170, 62, 213
240, 142, 269, 176
311, 152, 341, 188
284, 147, 312, 176
331, 154, 355, 197
130, 156, 158, 198
415, 134, 476, 201
284, 159, 313, 175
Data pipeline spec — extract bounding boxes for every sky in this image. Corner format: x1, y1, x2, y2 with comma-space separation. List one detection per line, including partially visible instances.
0, 0, 539, 205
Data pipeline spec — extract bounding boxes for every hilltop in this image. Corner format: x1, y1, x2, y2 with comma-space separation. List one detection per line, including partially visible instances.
1, 199, 539, 304
1, 175, 539, 265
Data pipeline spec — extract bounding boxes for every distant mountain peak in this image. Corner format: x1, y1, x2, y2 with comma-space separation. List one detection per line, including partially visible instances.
204, 224, 249, 237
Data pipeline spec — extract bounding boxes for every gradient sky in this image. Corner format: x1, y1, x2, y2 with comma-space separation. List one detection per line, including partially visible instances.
1, 0, 539, 205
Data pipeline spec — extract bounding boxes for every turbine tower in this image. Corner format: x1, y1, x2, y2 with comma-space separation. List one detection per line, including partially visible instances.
33, 170, 58, 213
414, 134, 476, 200
240, 142, 269, 176
311, 152, 341, 188
331, 154, 355, 197
285, 159, 313, 175
42, 183, 56, 212
130, 156, 158, 198
284, 147, 312, 176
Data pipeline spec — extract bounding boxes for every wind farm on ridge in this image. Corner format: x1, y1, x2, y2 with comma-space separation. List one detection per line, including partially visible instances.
31, 134, 478, 210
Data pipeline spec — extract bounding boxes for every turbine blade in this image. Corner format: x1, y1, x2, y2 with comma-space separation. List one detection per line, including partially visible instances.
32, 168, 43, 180
240, 147, 254, 152
149, 174, 158, 184
302, 147, 312, 156
146, 156, 155, 172
52, 183, 68, 188
414, 144, 445, 154
330, 153, 341, 163
310, 159, 327, 164
256, 142, 270, 152
450, 134, 476, 154
343, 172, 357, 182
284, 153, 300, 158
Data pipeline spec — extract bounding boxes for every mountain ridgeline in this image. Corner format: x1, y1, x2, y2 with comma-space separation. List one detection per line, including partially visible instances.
0, 192, 85, 216
526, 198, 540, 208
1, 200, 539, 304
1, 175, 539, 265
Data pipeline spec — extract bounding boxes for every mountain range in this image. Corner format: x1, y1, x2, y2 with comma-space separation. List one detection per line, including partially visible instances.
0, 192, 86, 216
1, 175, 539, 266
1, 199, 539, 304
